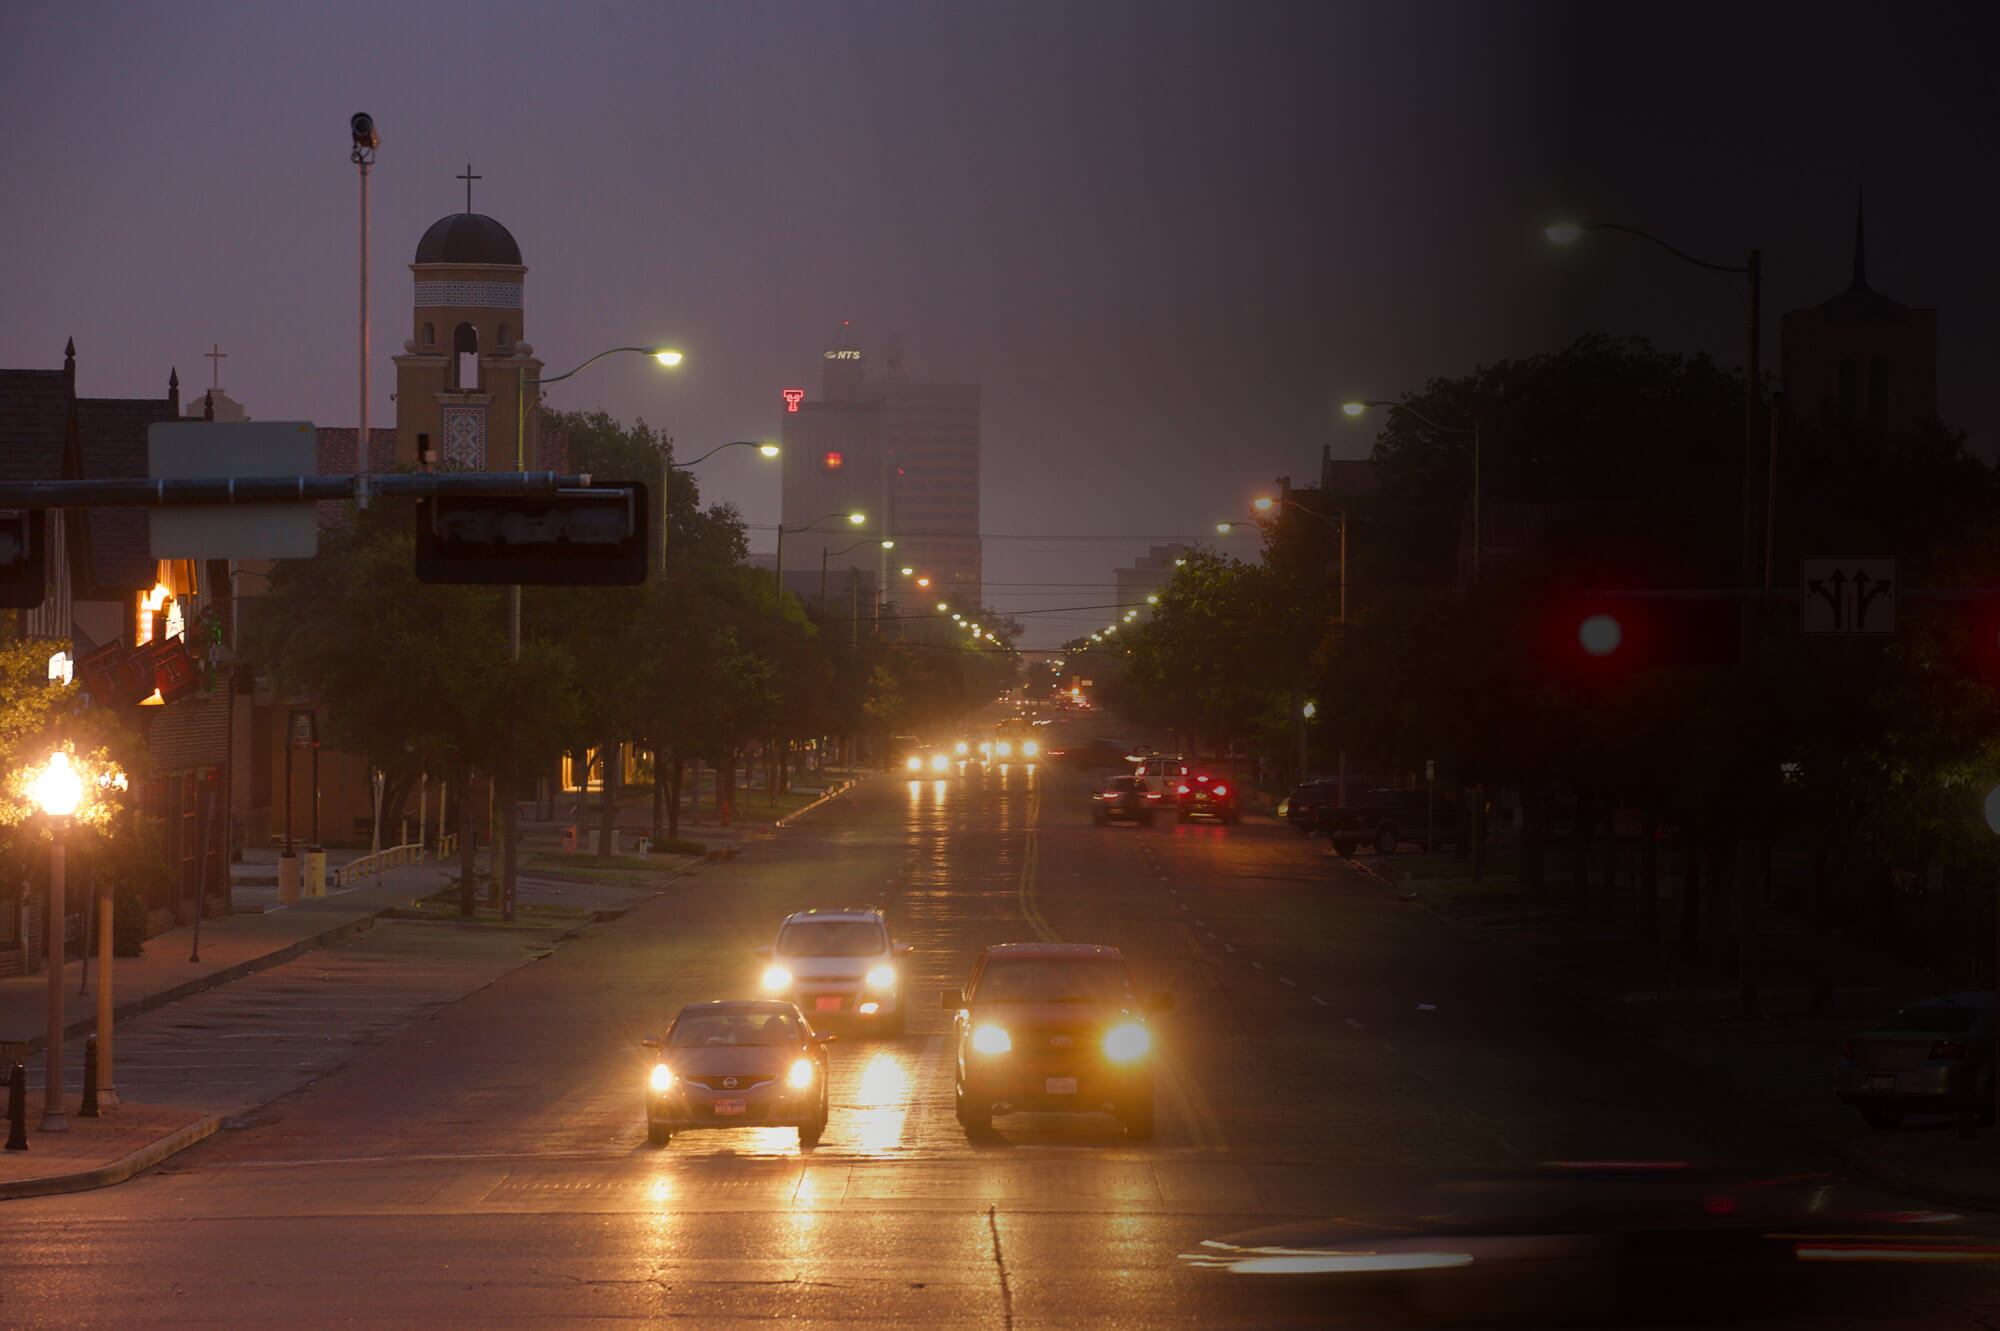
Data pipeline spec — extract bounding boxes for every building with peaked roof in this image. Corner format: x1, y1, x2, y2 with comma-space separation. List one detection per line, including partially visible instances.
1782, 203, 1938, 439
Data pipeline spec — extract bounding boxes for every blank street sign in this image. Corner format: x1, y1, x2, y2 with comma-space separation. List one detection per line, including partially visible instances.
148, 421, 319, 559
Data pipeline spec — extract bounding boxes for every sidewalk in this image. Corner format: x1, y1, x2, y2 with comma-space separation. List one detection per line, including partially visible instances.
0, 781, 856, 1199
1376, 853, 2000, 1216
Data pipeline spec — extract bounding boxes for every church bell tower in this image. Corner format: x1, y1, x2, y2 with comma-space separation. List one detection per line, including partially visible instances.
393, 193, 542, 471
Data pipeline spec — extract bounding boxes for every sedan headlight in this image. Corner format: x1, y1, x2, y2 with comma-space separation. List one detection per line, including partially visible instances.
957, 741, 971, 755
649, 1063, 674, 1091
996, 741, 1012, 757
789, 1058, 816, 1088
932, 754, 950, 772
865, 964, 897, 990
906, 756, 923, 772
1022, 741, 1039, 757
971, 1024, 1013, 1054
1104, 1022, 1152, 1062
762, 966, 793, 991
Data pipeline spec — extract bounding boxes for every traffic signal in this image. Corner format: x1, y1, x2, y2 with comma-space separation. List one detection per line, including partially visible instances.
1547, 593, 1740, 685
414, 483, 648, 586
0, 509, 46, 609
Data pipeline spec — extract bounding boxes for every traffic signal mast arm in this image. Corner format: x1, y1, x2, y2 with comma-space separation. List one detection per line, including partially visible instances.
0, 471, 601, 510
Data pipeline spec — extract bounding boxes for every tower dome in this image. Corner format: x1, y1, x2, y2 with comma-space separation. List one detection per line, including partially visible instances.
414, 213, 522, 266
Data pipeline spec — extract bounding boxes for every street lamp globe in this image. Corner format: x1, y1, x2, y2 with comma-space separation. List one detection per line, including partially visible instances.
653, 350, 685, 367
1340, 401, 1368, 418
1253, 496, 1275, 512
758, 444, 780, 457
846, 512, 865, 525
32, 751, 83, 817
1215, 522, 1231, 534
1545, 222, 1583, 245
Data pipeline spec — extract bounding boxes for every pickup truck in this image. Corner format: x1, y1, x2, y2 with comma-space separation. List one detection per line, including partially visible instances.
1312, 787, 1461, 857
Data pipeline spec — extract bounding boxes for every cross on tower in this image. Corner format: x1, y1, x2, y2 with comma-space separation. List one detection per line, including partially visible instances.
457, 163, 481, 212
204, 342, 227, 389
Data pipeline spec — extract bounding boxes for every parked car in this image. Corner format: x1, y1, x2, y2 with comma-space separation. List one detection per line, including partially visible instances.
1280, 778, 1345, 834
1046, 736, 1134, 769
944, 942, 1171, 1140
1314, 787, 1461, 856
1837, 991, 1996, 1128
1175, 772, 1240, 825
641, 1000, 834, 1147
1092, 774, 1160, 826
757, 906, 912, 1033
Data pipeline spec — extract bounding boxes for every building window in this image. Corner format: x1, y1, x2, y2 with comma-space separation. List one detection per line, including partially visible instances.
422, 321, 435, 348
453, 323, 479, 390
497, 322, 511, 350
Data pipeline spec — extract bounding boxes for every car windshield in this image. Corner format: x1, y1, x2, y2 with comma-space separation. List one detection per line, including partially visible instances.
670, 1010, 801, 1047
1879, 1004, 1985, 1034
975, 957, 1134, 1003
776, 920, 887, 957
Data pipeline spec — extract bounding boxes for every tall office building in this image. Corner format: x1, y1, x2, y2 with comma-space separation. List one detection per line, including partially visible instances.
779, 328, 981, 612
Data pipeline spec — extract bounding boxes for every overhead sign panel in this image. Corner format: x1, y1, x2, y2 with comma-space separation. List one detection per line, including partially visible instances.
148, 421, 320, 559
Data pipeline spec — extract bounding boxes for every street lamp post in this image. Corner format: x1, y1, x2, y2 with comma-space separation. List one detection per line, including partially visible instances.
1548, 219, 1762, 1019
774, 511, 866, 601
30, 752, 83, 1133
1343, 399, 1477, 583
1248, 497, 1347, 794
822, 537, 892, 624
663, 442, 779, 573
505, 345, 683, 917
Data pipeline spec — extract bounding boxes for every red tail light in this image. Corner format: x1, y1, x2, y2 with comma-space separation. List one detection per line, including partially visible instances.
1931, 1040, 1966, 1060
1840, 1039, 1855, 1060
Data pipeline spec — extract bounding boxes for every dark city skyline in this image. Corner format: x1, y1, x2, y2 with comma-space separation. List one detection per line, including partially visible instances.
3, 1, 1992, 646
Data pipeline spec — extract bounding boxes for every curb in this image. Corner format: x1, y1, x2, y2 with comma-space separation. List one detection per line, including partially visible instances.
774, 776, 863, 829
1832, 1137, 2000, 1215
0, 1113, 222, 1201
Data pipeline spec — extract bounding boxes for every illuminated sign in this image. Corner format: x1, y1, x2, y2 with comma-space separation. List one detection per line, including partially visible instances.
823, 452, 843, 471
822, 350, 861, 360
783, 389, 804, 413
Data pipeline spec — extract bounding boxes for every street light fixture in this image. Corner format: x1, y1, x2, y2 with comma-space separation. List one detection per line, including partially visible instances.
672, 440, 780, 468
821, 536, 893, 621
774, 511, 867, 599
1545, 219, 1761, 594
1342, 399, 1479, 583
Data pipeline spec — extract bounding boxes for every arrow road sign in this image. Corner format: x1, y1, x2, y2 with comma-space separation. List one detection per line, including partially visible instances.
1802, 557, 1896, 634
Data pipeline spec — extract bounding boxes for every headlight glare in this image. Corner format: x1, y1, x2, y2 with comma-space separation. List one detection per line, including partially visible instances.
906, 756, 922, 772
649, 1062, 674, 1091
932, 754, 949, 772
1104, 1022, 1152, 1062
865, 964, 897, 990
762, 966, 792, 991
789, 1058, 815, 1088
971, 1024, 1012, 1054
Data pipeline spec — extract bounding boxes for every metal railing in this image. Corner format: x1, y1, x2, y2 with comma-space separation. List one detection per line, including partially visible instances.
331, 842, 424, 887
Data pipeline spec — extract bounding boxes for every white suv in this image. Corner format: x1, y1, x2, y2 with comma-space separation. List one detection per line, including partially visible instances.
758, 907, 912, 1034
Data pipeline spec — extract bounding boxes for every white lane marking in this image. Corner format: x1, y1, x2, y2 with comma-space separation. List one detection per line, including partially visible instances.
1344, 1018, 1362, 1029
1413, 1067, 1435, 1083
1192, 920, 1203, 928
1380, 1041, 1397, 1054
1280, 977, 1296, 987
1312, 996, 1327, 1006
1222, 944, 1234, 952
1250, 961, 1263, 971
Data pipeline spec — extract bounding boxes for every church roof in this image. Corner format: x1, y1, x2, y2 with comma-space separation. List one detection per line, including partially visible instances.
1808, 194, 1916, 324
0, 369, 73, 483
415, 213, 522, 266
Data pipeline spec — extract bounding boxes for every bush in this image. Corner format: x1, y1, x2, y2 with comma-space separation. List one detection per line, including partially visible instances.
113, 888, 148, 956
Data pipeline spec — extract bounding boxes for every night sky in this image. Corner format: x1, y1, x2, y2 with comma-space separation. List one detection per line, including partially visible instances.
4, 2, 1992, 647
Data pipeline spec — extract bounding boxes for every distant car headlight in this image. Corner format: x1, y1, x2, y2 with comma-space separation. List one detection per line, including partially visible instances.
789, 1058, 816, 1088
931, 754, 949, 772
1104, 1022, 1152, 1062
957, 741, 971, 755
649, 1063, 674, 1091
865, 964, 897, 990
906, 756, 922, 772
971, 1024, 1013, 1054
1022, 741, 1039, 757
762, 966, 793, 991
996, 741, 1012, 757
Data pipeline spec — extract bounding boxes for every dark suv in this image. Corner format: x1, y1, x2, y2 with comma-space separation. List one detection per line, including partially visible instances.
1175, 772, 1240, 824
1282, 779, 1345, 834
1092, 774, 1159, 826
1314, 787, 1461, 856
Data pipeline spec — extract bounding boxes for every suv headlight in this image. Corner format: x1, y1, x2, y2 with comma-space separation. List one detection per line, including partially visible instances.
931, 754, 949, 772
865, 964, 897, 990
789, 1058, 816, 1088
762, 966, 792, 991
971, 1024, 1012, 1054
906, 756, 922, 772
1104, 1023, 1152, 1062
650, 1063, 674, 1091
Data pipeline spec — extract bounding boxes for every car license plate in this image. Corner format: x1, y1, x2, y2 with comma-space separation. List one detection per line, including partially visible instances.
815, 996, 843, 1012
1864, 1075, 1895, 1091
1045, 1077, 1078, 1095
713, 1098, 747, 1116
